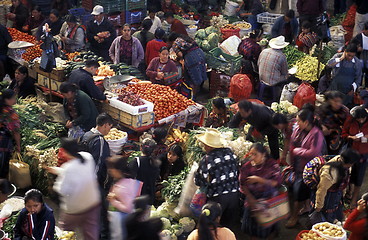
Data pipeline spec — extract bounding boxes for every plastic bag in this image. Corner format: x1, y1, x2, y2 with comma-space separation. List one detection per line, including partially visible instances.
293, 82, 316, 108
67, 126, 85, 139
228, 74, 252, 102
220, 35, 241, 56
9, 152, 32, 189
223, 0, 239, 16
280, 82, 299, 102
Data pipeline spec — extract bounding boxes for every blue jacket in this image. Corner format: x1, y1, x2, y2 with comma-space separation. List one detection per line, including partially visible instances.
271, 16, 299, 39
14, 204, 55, 240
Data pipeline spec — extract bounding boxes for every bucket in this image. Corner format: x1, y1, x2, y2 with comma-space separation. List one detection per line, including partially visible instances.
223, 0, 239, 17
187, 25, 198, 39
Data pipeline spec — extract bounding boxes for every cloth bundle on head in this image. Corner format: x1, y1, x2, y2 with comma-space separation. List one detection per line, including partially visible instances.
196, 128, 226, 148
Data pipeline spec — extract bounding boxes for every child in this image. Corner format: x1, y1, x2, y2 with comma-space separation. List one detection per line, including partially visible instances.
14, 189, 55, 240
296, 21, 318, 54
107, 156, 143, 240
160, 144, 186, 180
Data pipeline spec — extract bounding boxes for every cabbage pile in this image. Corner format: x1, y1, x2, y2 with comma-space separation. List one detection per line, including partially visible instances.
271, 100, 299, 115
195, 26, 221, 52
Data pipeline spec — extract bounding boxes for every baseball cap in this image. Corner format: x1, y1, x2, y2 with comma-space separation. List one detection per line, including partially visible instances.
91, 5, 104, 15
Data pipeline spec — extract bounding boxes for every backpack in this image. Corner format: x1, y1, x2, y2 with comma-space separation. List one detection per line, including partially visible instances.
78, 133, 101, 153
303, 155, 335, 189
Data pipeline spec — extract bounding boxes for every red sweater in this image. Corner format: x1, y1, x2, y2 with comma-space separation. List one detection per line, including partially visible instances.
343, 208, 367, 240
342, 116, 368, 154
145, 39, 167, 65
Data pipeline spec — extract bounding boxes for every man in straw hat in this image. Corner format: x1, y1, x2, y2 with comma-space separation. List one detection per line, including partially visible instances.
194, 129, 239, 229
258, 35, 289, 88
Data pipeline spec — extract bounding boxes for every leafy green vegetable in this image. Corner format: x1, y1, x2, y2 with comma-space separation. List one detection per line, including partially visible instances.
282, 45, 306, 66
2, 211, 20, 239
161, 168, 189, 203
195, 29, 206, 39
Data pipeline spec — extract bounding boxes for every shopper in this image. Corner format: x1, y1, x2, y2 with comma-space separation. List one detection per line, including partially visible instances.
296, 21, 318, 54
165, 12, 188, 36
87, 5, 116, 61
297, 0, 325, 28
317, 91, 349, 154
352, 0, 368, 37
132, 19, 155, 51
271, 113, 295, 165
238, 29, 263, 75
195, 129, 239, 229
68, 60, 106, 101
109, 24, 144, 68
240, 143, 281, 239
327, 43, 362, 106
145, 7, 162, 34
351, 22, 368, 85
0, 179, 12, 204
286, 104, 325, 228
229, 100, 280, 160
51, 138, 101, 240
60, 15, 86, 53
343, 192, 368, 240
160, 144, 185, 181
205, 98, 231, 128
59, 82, 99, 137
9, 65, 36, 99
51, 0, 71, 17
187, 202, 236, 240
152, 126, 169, 160
145, 28, 167, 66
146, 46, 178, 84
161, 0, 181, 14
310, 150, 359, 223
271, 10, 299, 43
0, 89, 20, 179
22, 6, 45, 36
7, 0, 29, 31
14, 189, 55, 240
36, 9, 64, 40
107, 156, 142, 240
342, 106, 368, 209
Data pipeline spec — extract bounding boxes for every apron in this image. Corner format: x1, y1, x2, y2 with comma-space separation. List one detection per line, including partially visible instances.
328, 62, 356, 105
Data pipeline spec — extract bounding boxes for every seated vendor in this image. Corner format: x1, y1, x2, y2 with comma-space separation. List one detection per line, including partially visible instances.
236, 0, 264, 30
296, 21, 318, 54
146, 46, 178, 85
160, 144, 185, 181
9, 66, 36, 99
205, 98, 231, 128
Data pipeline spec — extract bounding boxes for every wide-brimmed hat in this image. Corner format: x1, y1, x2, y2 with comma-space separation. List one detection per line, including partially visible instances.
196, 129, 226, 149
91, 5, 104, 15
269, 36, 289, 49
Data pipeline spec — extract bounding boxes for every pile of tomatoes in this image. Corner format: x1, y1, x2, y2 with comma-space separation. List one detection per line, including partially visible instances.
122, 83, 195, 121
7, 28, 42, 61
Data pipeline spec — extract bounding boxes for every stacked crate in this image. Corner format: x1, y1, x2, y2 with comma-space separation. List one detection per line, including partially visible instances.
125, 0, 147, 24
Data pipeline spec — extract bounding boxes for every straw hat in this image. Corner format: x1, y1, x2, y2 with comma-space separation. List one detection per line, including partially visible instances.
269, 36, 289, 49
196, 129, 226, 149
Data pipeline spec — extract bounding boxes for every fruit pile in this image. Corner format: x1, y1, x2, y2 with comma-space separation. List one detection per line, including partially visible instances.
105, 128, 127, 141
7, 28, 42, 61
122, 83, 195, 120
117, 91, 145, 106
295, 55, 325, 82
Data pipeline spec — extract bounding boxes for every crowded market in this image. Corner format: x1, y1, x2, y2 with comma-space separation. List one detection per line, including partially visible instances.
0, 0, 368, 239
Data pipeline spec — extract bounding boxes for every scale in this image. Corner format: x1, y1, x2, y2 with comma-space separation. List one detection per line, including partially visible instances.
103, 75, 136, 91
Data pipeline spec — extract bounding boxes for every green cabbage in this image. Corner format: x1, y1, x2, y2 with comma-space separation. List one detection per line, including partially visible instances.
205, 26, 218, 35
208, 33, 219, 49
161, 217, 171, 230
195, 29, 207, 39
201, 40, 211, 51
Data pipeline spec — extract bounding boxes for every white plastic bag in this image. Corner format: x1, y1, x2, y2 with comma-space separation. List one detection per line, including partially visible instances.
223, 0, 239, 17
280, 82, 299, 102
220, 35, 241, 56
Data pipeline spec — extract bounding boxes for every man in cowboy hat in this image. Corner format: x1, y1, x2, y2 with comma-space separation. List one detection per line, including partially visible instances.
194, 129, 239, 229
258, 35, 289, 87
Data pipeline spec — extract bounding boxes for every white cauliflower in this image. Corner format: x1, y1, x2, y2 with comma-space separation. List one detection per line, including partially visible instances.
243, 124, 251, 134
179, 217, 196, 233
271, 102, 279, 112
228, 137, 253, 159
171, 224, 184, 236
279, 100, 293, 110
170, 234, 178, 240
160, 229, 172, 239
287, 105, 299, 114
161, 218, 172, 230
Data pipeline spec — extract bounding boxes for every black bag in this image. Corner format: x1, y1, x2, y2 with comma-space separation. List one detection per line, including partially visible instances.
316, 13, 331, 43
78, 133, 100, 152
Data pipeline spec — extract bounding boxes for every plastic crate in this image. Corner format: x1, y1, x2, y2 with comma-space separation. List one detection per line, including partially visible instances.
206, 48, 242, 76
95, 0, 126, 13
256, 12, 283, 24
125, 10, 146, 24
126, 0, 147, 11
68, 8, 88, 16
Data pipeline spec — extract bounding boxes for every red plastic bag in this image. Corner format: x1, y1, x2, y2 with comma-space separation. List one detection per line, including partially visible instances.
228, 74, 252, 102
293, 82, 316, 108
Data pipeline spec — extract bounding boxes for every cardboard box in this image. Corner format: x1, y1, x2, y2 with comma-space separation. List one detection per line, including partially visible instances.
37, 74, 62, 92
33, 63, 65, 82
109, 97, 154, 115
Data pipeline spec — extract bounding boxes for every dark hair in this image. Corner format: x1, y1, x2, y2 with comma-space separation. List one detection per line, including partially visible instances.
16, 65, 28, 76
285, 9, 295, 19
159, 46, 168, 52
148, 6, 157, 13
340, 148, 360, 165
85, 59, 100, 68
324, 91, 344, 101
60, 137, 84, 163
198, 202, 222, 240
302, 21, 312, 29
24, 189, 44, 204
168, 144, 183, 159
250, 142, 270, 158
153, 127, 168, 144
272, 113, 288, 125
345, 43, 357, 53
249, 29, 263, 39
32, 5, 42, 12
352, 106, 368, 119
123, 23, 131, 29
168, 32, 179, 42
212, 98, 226, 110
164, 12, 174, 19
59, 82, 78, 93
96, 113, 114, 126
297, 103, 316, 126
364, 22, 368, 31
0, 179, 12, 195
0, 89, 16, 113
49, 9, 60, 18
238, 100, 253, 112
154, 28, 165, 40
141, 138, 157, 157
107, 155, 132, 178
140, 19, 153, 50
134, 195, 150, 212
65, 14, 77, 23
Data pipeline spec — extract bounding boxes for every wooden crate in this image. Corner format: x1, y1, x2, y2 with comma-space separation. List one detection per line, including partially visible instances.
24, 62, 38, 79
102, 103, 155, 129
37, 74, 62, 92
33, 63, 66, 82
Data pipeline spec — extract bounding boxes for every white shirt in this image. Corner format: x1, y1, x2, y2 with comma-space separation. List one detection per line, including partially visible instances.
53, 152, 101, 214
362, 33, 368, 50
145, 16, 162, 34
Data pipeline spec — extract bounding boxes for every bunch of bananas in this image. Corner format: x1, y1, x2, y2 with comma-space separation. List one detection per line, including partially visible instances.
167, 129, 189, 145
295, 55, 325, 82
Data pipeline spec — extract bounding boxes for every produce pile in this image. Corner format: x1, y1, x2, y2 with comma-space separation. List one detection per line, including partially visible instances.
117, 91, 145, 106
299, 230, 326, 240
234, 22, 251, 29
97, 64, 115, 77
312, 222, 345, 239
166, 128, 189, 148
122, 83, 196, 121
282, 45, 306, 66
271, 101, 299, 116
105, 128, 128, 141
161, 168, 189, 203
311, 45, 337, 64
294, 55, 325, 82
194, 26, 220, 52
7, 28, 42, 61
1, 211, 19, 239
210, 15, 229, 29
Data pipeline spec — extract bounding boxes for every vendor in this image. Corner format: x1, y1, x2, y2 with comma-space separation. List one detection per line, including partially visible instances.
296, 21, 318, 54
145, 7, 162, 34
238, 29, 263, 75
59, 82, 99, 136
7, 0, 29, 31
68, 60, 106, 101
160, 144, 185, 181
146, 46, 178, 85
236, 0, 264, 30
36, 9, 64, 41
229, 100, 280, 160
22, 6, 45, 36
109, 24, 144, 68
0, 179, 12, 203
327, 43, 363, 106
205, 98, 231, 128
9, 66, 36, 99
164, 12, 188, 36
271, 10, 299, 43
271, 113, 295, 165
60, 15, 86, 53
161, 0, 182, 14
14, 189, 55, 240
